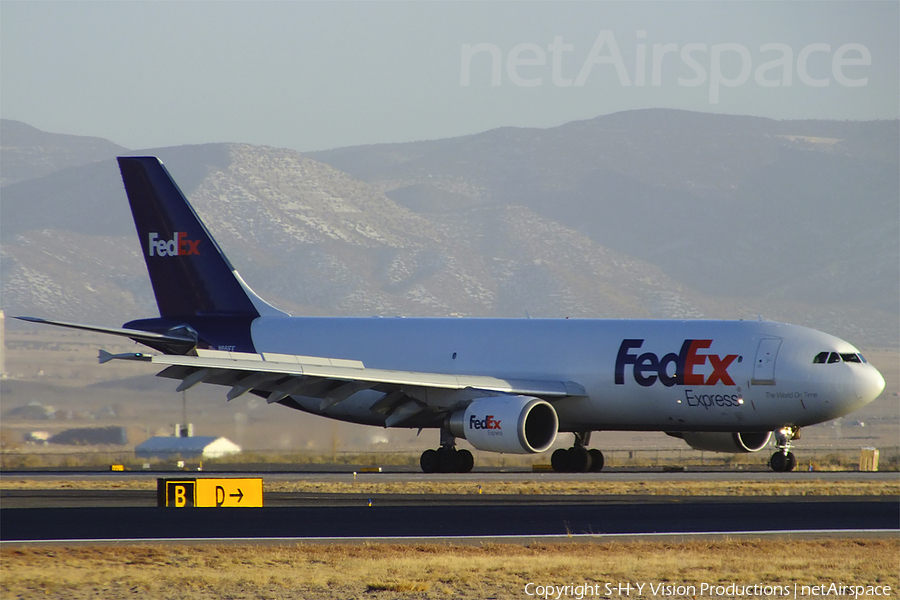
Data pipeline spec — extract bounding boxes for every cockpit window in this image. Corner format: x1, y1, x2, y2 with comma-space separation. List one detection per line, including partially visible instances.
814, 351, 867, 364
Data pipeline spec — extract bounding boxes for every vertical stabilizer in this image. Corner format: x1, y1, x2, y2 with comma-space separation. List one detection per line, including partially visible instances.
117, 156, 285, 319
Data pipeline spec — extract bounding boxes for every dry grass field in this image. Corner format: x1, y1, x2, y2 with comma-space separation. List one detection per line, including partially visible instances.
2, 539, 898, 600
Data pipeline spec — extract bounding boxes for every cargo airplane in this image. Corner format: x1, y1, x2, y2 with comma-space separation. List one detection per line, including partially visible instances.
18, 157, 886, 473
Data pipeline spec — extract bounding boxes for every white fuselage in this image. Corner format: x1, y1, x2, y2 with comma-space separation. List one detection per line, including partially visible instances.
249, 317, 884, 432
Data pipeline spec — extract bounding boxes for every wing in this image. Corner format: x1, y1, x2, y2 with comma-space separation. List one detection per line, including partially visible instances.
101, 348, 586, 427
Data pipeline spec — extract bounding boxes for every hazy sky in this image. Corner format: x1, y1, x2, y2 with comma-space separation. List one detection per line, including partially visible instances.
2, 1, 897, 152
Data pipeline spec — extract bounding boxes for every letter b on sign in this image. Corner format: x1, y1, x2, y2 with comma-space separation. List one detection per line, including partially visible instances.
164, 481, 196, 507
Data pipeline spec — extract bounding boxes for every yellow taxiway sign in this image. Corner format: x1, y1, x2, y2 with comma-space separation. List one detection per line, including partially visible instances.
158, 478, 263, 508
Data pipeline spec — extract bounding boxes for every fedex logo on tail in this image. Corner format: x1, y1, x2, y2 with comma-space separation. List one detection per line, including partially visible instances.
148, 232, 201, 257
615, 339, 738, 387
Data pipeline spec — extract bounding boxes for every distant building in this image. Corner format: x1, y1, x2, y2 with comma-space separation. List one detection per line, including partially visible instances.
4, 402, 55, 420
24, 431, 50, 444
49, 426, 128, 445
134, 436, 241, 460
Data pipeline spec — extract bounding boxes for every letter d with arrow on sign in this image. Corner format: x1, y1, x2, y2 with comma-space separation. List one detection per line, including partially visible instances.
194, 478, 263, 507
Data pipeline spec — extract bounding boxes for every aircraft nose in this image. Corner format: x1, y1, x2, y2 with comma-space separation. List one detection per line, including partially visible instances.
855, 364, 885, 404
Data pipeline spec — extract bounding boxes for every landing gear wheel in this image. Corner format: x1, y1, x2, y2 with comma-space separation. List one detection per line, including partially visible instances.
552, 446, 604, 473
421, 447, 475, 473
437, 447, 458, 473
420, 449, 439, 473
588, 449, 604, 472
569, 447, 592, 473
770, 451, 787, 472
784, 451, 797, 472
421, 429, 478, 474
457, 449, 474, 473
551, 448, 571, 472
771, 426, 800, 473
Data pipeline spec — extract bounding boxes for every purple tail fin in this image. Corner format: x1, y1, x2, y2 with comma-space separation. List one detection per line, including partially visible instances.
117, 156, 284, 320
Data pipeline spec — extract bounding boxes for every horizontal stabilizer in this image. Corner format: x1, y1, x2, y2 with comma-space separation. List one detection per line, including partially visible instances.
16, 317, 197, 350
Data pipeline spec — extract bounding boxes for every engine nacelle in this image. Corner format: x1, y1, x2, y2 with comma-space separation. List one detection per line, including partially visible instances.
448, 396, 558, 454
676, 431, 772, 453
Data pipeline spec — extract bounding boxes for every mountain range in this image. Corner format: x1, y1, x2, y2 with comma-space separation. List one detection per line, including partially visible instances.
2, 110, 897, 347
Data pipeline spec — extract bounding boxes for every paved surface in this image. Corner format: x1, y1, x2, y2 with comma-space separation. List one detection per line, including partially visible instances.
2, 494, 897, 542
2, 470, 896, 543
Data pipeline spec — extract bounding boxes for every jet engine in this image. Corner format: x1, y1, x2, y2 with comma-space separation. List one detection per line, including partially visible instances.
448, 396, 558, 454
673, 431, 772, 453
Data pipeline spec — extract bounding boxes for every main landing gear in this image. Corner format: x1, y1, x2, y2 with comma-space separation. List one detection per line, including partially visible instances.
769, 426, 799, 472
551, 432, 604, 473
420, 430, 474, 473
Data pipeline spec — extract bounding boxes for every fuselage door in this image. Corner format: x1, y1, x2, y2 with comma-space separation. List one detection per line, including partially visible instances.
752, 338, 782, 385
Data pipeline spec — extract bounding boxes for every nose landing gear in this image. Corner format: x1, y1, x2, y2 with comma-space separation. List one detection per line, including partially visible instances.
769, 426, 799, 472
551, 432, 604, 473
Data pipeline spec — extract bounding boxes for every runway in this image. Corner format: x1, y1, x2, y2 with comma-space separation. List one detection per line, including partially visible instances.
2, 491, 898, 544
2, 470, 897, 543
3, 498, 898, 543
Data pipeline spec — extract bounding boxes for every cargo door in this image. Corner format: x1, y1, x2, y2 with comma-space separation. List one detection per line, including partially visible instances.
752, 338, 782, 385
